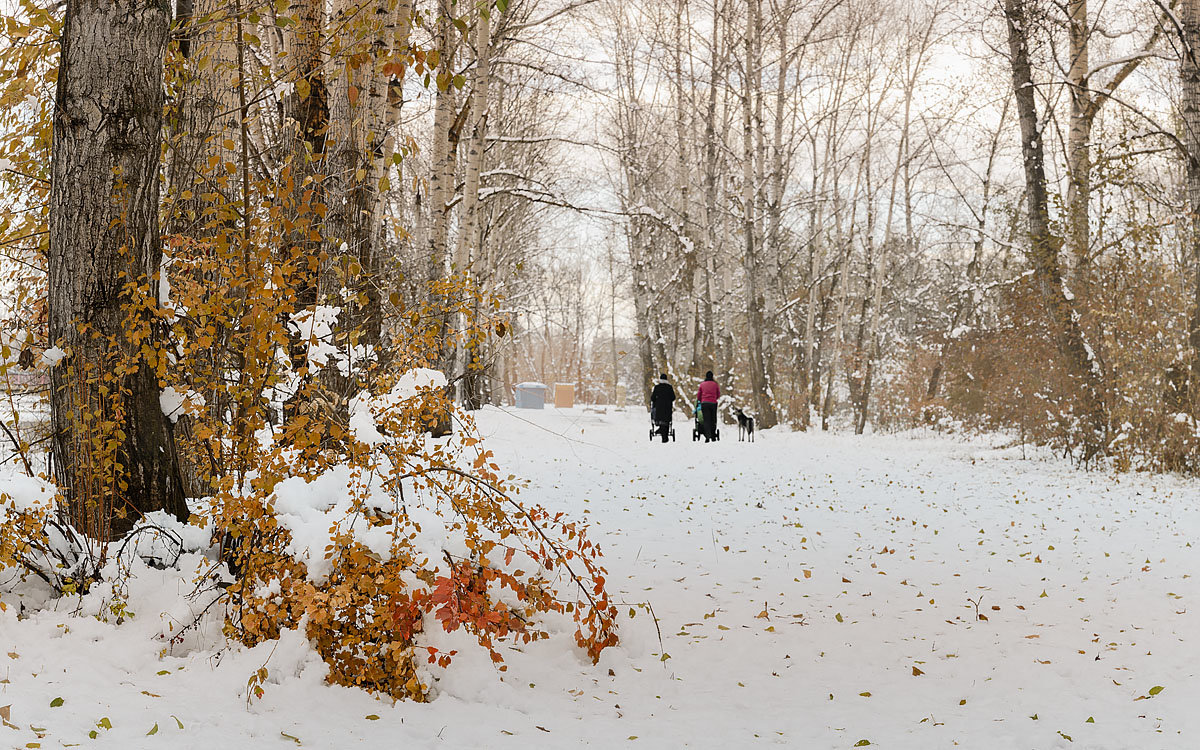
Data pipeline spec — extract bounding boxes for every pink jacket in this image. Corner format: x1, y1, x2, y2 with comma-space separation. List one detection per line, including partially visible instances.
697, 379, 720, 403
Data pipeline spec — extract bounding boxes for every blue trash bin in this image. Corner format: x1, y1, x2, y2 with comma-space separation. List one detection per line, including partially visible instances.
514, 382, 549, 409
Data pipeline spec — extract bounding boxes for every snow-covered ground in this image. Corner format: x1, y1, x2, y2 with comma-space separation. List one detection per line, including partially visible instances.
3, 406, 1200, 748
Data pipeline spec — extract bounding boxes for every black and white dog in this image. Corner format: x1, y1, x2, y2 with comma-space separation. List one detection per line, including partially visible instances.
734, 407, 755, 442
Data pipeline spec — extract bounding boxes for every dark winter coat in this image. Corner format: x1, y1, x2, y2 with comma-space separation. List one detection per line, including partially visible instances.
650, 381, 676, 421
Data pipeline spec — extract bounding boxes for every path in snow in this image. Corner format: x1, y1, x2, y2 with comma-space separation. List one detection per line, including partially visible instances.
3, 406, 1200, 749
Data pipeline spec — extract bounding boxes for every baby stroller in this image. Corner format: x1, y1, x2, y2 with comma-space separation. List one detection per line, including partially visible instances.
692, 401, 720, 442
649, 405, 675, 442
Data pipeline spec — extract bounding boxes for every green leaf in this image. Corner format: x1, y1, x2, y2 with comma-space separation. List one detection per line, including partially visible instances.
1148, 685, 1165, 696
88, 731, 98, 740
365, 715, 379, 721
97, 717, 112, 730
854, 741, 871, 747
496, 0, 508, 11
49, 698, 63, 708
1086, 717, 1094, 723
147, 723, 158, 736
172, 715, 184, 730
156, 670, 170, 676
281, 731, 301, 745
835, 613, 843, 623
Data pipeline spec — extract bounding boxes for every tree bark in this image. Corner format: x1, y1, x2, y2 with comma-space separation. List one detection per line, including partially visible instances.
1004, 0, 1108, 458
1183, 0, 1200, 408
50, 0, 187, 539
1065, 0, 1092, 294
740, 0, 778, 428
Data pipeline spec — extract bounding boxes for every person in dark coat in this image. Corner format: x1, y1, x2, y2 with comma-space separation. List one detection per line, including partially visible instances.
649, 373, 676, 443
697, 370, 720, 442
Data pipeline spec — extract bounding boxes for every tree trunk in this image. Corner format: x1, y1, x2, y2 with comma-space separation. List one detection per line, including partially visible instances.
165, 0, 241, 498
453, 6, 492, 409
1183, 0, 1200, 408
50, 0, 187, 540
1004, 0, 1108, 458
740, 0, 778, 428
326, 0, 399, 350
1065, 0, 1093, 295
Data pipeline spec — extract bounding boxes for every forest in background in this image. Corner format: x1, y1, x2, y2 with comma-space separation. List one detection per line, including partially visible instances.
1, 0, 1200, 478
591, 0, 1200, 474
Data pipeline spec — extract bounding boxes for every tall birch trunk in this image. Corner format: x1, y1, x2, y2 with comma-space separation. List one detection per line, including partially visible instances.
1065, 0, 1092, 294
453, 6, 492, 408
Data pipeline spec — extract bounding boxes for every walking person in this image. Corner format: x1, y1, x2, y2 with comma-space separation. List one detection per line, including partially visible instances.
697, 371, 720, 442
650, 373, 676, 443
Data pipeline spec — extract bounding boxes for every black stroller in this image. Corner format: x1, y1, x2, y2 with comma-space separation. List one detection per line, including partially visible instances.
649, 405, 675, 442
692, 401, 720, 441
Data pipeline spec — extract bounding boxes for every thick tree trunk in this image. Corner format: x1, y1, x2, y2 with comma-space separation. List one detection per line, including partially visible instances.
50, 0, 187, 540
1004, 0, 1108, 458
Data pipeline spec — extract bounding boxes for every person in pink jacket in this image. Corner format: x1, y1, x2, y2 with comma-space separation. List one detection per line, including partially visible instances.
697, 371, 720, 442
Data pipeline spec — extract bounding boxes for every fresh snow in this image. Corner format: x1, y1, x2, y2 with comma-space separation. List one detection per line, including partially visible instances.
39, 346, 66, 367
3, 407, 1200, 748
348, 368, 447, 446
159, 387, 205, 423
